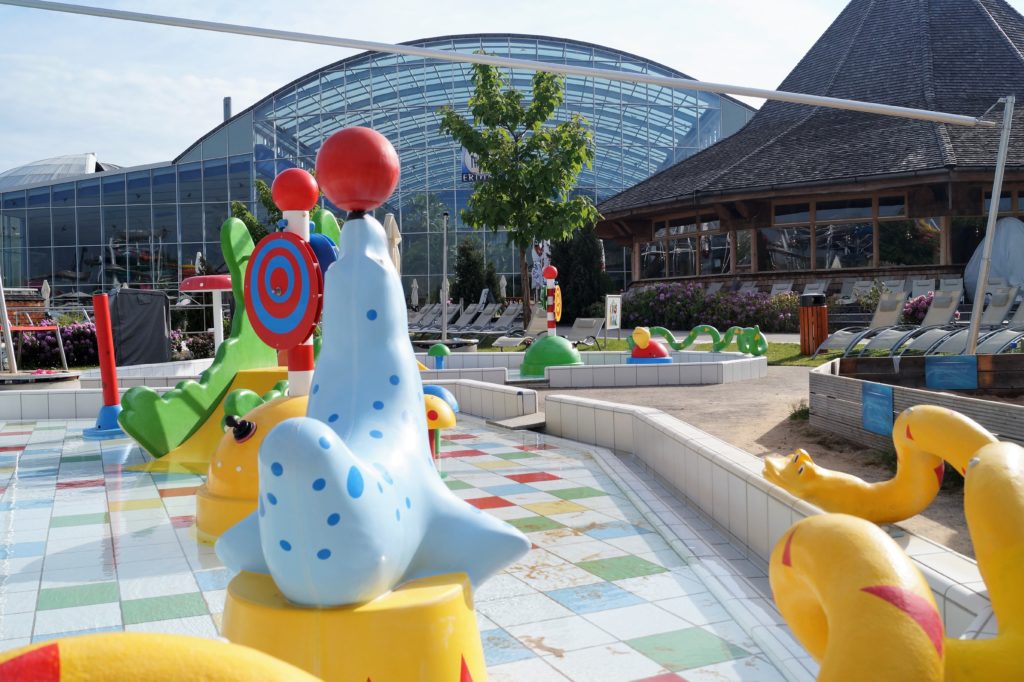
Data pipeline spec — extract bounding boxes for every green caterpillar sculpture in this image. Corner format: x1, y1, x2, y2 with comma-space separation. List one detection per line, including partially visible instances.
627, 324, 768, 356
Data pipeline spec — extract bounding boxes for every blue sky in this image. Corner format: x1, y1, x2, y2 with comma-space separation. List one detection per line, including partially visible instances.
2, 0, 1023, 172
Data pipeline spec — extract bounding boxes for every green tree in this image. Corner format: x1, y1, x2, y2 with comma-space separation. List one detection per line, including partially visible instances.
439, 59, 601, 328
550, 226, 610, 322
450, 236, 487, 305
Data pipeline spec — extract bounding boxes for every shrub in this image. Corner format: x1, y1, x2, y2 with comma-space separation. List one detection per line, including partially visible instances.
622, 283, 799, 333
18, 320, 98, 369
901, 292, 934, 324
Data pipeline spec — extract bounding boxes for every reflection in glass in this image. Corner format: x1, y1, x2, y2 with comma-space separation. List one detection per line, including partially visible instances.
774, 203, 810, 225
878, 219, 940, 266
669, 236, 697, 277
700, 233, 730, 275
815, 198, 871, 221
735, 230, 752, 273
951, 217, 985, 264
641, 241, 666, 278
815, 222, 873, 269
758, 227, 811, 271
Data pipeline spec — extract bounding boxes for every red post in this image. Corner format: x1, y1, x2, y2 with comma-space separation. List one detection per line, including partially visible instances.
92, 294, 120, 407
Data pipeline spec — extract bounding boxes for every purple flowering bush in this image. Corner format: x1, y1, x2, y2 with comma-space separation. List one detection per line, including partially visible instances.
901, 293, 933, 324
170, 329, 216, 360
18, 320, 98, 369
622, 283, 799, 333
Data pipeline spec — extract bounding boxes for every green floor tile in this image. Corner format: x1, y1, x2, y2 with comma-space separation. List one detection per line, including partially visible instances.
121, 592, 208, 625
577, 555, 666, 581
50, 512, 110, 527
627, 627, 749, 671
60, 454, 102, 463
508, 516, 564, 533
445, 480, 472, 490
38, 582, 119, 610
494, 451, 538, 460
550, 486, 606, 500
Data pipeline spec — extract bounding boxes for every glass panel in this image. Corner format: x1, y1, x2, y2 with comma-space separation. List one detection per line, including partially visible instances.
102, 175, 126, 205
179, 204, 204, 242
815, 222, 873, 269
26, 209, 50, 248
203, 158, 229, 203
1, 249, 25, 286
152, 167, 176, 203
204, 204, 230, 241
154, 243, 179, 288
177, 162, 202, 203
77, 207, 101, 245
667, 217, 696, 234
951, 217, 985, 264
52, 183, 74, 206
153, 204, 177, 242
983, 191, 1012, 214
229, 155, 252, 202
758, 227, 811, 271
815, 198, 872, 221
79, 244, 102, 287
77, 179, 100, 207
878, 195, 905, 217
27, 248, 51, 285
53, 247, 78, 287
127, 205, 151, 244
774, 203, 810, 225
127, 171, 151, 204
2, 192, 26, 210
52, 207, 76, 247
700, 233, 730, 275
181, 243, 204, 279
735, 230, 753, 273
640, 241, 666, 279
878, 219, 941, 266
28, 187, 49, 208
669, 236, 697, 277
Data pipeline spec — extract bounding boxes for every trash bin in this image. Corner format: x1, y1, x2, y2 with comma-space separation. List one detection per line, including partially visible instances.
799, 293, 828, 355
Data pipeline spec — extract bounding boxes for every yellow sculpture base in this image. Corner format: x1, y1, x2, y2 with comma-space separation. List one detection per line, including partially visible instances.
223, 571, 487, 681
195, 484, 254, 544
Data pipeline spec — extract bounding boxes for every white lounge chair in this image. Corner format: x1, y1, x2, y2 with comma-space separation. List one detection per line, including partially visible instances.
813, 290, 907, 357
835, 279, 874, 305
769, 281, 794, 297
801, 280, 830, 296
859, 290, 960, 356
910, 279, 935, 299
922, 286, 1019, 355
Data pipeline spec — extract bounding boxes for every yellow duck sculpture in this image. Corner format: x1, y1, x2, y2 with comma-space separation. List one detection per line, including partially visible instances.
763, 405, 1024, 681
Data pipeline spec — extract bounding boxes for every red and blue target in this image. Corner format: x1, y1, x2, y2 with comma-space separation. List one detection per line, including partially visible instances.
245, 232, 322, 349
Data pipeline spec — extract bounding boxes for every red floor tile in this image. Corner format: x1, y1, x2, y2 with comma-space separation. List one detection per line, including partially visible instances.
466, 496, 514, 510
56, 478, 104, 490
170, 515, 195, 528
442, 434, 477, 441
440, 449, 487, 458
507, 472, 560, 483
634, 674, 686, 682
158, 486, 200, 498
514, 444, 556, 452
0, 446, 25, 452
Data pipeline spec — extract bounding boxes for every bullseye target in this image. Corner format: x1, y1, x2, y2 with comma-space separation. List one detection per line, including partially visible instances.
245, 232, 323, 349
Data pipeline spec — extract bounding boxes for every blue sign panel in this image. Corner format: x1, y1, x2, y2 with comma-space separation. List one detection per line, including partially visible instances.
925, 356, 978, 390
862, 382, 895, 436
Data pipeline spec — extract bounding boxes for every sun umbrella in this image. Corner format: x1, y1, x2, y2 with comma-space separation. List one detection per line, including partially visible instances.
410, 278, 420, 307
384, 213, 402, 275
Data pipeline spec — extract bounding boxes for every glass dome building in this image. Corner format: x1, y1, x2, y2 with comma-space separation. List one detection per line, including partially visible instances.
0, 34, 754, 298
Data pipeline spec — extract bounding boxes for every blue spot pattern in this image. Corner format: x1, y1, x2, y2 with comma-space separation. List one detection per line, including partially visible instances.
367, 309, 378, 320
312, 384, 320, 395
280, 540, 291, 551
312, 478, 326, 491
267, 493, 277, 506
215, 214, 530, 608
271, 462, 283, 476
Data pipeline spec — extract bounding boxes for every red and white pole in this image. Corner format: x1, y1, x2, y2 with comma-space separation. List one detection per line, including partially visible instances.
543, 265, 558, 335
83, 293, 125, 439
281, 207, 315, 396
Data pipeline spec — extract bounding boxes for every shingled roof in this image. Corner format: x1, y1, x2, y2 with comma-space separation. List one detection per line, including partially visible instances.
598, 0, 1024, 218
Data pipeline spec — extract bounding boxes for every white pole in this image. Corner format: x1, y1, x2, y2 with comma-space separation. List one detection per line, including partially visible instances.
441, 211, 449, 343
211, 291, 224, 351
282, 208, 314, 395
966, 95, 1015, 356
0, 263, 17, 374
0, 0, 996, 130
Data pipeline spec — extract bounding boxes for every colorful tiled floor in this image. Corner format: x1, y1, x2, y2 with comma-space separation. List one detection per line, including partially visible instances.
0, 417, 816, 681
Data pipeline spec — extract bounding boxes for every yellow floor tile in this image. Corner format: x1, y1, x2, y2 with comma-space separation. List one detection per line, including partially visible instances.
522, 500, 588, 516
109, 498, 164, 512
473, 460, 522, 469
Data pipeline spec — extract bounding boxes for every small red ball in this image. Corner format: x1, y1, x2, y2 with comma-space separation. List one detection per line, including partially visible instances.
271, 168, 319, 212
315, 127, 400, 212
543, 265, 558, 280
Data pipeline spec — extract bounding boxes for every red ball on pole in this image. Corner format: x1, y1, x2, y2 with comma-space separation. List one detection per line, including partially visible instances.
315, 127, 400, 212
271, 168, 320, 212
543, 265, 558, 280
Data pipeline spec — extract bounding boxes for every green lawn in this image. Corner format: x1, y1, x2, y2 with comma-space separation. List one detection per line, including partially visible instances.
476, 337, 841, 367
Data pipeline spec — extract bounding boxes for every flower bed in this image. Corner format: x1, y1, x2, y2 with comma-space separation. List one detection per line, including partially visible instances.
622, 282, 799, 333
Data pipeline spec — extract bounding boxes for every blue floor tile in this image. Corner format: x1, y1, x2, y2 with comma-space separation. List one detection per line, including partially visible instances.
32, 625, 122, 643
194, 567, 234, 591
483, 483, 537, 496
0, 541, 47, 559
585, 522, 653, 540
546, 581, 646, 614
480, 628, 535, 666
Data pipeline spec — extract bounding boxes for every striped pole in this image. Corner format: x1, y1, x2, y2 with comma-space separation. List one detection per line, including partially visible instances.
543, 265, 558, 335
83, 293, 125, 439
281, 208, 315, 396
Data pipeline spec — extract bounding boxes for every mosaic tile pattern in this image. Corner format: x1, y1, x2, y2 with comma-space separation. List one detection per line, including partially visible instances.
0, 417, 809, 680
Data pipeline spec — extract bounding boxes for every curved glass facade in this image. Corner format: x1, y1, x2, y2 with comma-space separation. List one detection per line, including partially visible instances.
0, 34, 753, 298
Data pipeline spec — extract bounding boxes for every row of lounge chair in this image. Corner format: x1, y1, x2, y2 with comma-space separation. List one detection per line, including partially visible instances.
705, 277, 970, 303
814, 281, 1023, 357
407, 302, 523, 334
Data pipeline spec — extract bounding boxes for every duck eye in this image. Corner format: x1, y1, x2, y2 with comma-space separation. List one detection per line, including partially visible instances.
797, 465, 805, 475
226, 416, 257, 443
792, 453, 799, 463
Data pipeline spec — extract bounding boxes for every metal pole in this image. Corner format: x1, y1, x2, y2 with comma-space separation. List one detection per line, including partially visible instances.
0, 263, 17, 374
441, 211, 449, 343
966, 95, 1014, 355
0, 0, 997, 130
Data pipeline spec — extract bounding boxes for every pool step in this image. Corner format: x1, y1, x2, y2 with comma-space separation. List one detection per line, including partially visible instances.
487, 412, 546, 431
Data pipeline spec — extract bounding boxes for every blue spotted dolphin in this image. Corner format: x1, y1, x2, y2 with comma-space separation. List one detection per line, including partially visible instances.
216, 213, 530, 607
